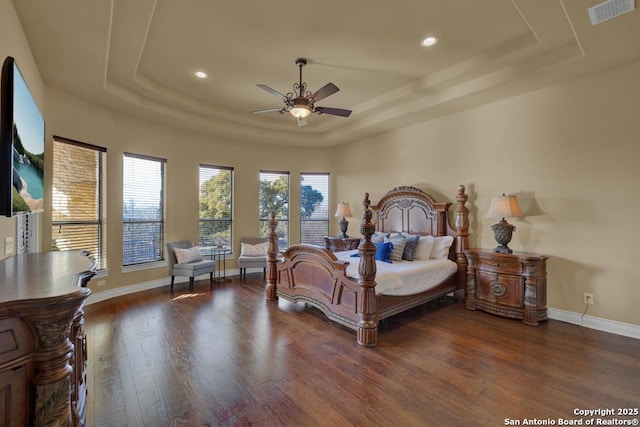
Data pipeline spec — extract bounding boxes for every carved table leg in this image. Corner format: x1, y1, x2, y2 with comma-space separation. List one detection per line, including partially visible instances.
464, 254, 477, 310
23, 299, 85, 427
523, 261, 540, 326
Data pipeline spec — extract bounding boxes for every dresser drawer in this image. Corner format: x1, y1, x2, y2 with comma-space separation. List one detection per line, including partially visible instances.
324, 237, 360, 252
476, 256, 522, 275
476, 271, 523, 308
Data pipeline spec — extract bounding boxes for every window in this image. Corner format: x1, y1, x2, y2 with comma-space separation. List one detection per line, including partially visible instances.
300, 173, 329, 245
122, 153, 165, 266
259, 171, 289, 249
199, 165, 233, 248
52, 136, 107, 269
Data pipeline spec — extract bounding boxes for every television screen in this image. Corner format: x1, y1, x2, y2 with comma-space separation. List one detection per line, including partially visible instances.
0, 56, 45, 217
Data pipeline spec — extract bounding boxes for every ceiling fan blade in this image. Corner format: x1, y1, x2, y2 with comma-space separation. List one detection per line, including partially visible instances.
251, 107, 285, 114
310, 83, 339, 102
315, 106, 352, 117
257, 84, 288, 101
297, 117, 308, 127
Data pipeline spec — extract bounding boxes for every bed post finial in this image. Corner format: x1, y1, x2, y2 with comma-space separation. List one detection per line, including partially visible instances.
357, 192, 378, 347
454, 185, 470, 299
266, 211, 279, 301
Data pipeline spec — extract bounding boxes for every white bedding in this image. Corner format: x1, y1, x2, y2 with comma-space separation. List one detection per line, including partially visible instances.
334, 250, 458, 296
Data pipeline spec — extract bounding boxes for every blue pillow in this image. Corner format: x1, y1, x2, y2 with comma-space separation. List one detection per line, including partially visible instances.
375, 241, 393, 263
349, 241, 394, 263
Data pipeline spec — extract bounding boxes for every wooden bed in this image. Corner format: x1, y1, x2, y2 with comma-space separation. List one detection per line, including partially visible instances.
265, 185, 470, 347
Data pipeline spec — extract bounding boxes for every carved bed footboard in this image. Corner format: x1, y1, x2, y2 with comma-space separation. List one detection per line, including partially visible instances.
266, 185, 469, 347
266, 193, 379, 346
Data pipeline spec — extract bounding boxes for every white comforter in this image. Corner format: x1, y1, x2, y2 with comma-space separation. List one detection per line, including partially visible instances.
334, 250, 458, 296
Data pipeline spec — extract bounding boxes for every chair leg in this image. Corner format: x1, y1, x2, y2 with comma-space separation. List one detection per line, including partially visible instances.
171, 276, 175, 290
263, 267, 266, 279
210, 271, 213, 289
189, 276, 194, 291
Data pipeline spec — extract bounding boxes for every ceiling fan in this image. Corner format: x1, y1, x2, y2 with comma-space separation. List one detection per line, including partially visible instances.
251, 58, 352, 126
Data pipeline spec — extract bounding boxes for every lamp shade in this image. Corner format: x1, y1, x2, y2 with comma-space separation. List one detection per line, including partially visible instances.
486, 195, 524, 219
334, 202, 352, 218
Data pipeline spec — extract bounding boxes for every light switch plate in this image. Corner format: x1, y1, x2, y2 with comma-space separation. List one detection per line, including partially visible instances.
4, 237, 14, 255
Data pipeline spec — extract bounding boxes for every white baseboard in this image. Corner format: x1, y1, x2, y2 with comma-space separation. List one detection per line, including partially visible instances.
87, 277, 170, 305
86, 268, 242, 305
86, 280, 640, 341
548, 307, 640, 340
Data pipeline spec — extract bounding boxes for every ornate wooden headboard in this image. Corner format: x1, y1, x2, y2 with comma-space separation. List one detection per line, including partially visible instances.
370, 186, 452, 237
369, 185, 469, 269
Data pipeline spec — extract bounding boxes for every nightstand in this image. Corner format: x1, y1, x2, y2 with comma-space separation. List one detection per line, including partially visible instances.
464, 248, 549, 326
324, 236, 360, 252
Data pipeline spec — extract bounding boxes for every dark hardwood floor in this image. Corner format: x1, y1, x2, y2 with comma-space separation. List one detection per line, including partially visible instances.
84, 274, 640, 427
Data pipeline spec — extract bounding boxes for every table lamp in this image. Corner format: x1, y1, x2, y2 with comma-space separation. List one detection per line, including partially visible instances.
486, 194, 524, 253
334, 202, 353, 238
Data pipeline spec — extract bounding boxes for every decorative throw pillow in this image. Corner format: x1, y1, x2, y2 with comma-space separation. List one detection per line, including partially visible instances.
174, 246, 204, 264
374, 241, 393, 263
414, 235, 435, 260
241, 242, 267, 257
384, 236, 407, 262
430, 235, 454, 259
401, 234, 420, 261
349, 242, 393, 263
371, 232, 390, 243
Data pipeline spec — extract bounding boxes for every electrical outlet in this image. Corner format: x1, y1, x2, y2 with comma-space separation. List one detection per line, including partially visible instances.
584, 293, 594, 305
4, 237, 13, 255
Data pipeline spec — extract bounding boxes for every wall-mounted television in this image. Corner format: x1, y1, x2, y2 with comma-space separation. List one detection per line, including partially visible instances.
0, 56, 45, 217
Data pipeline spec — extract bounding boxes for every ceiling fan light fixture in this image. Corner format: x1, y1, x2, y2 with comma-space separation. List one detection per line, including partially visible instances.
252, 58, 351, 123
290, 98, 312, 119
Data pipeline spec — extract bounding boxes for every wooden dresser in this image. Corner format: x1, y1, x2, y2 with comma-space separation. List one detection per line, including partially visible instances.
324, 236, 360, 252
464, 248, 549, 326
0, 251, 95, 427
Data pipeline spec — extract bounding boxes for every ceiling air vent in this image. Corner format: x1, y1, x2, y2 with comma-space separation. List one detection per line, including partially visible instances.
588, 0, 635, 25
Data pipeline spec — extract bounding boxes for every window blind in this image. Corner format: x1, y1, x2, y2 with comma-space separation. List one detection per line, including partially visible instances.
123, 153, 165, 266
259, 170, 289, 249
52, 136, 107, 269
199, 164, 233, 248
300, 173, 329, 246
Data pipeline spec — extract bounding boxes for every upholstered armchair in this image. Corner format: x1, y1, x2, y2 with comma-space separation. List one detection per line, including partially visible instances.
237, 237, 268, 280
166, 240, 216, 290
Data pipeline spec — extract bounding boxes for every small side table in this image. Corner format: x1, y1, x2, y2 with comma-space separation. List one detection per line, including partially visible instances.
464, 248, 549, 326
324, 236, 360, 252
203, 247, 231, 283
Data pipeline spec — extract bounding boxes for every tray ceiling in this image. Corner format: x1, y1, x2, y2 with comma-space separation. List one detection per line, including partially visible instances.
12, 0, 640, 147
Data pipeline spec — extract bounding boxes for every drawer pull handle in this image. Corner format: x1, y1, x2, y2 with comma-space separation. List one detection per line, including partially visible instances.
490, 281, 506, 297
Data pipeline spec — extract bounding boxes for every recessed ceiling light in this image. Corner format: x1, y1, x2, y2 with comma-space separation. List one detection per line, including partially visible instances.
194, 71, 207, 79
421, 36, 439, 47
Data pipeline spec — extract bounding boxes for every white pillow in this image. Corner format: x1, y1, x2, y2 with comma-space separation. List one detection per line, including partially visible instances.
241, 242, 267, 257
174, 246, 203, 264
414, 235, 435, 260
430, 235, 454, 260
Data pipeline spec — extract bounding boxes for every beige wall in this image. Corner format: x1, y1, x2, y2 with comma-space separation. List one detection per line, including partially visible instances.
333, 60, 640, 326
44, 88, 333, 292
3, 0, 639, 328
0, 0, 45, 261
